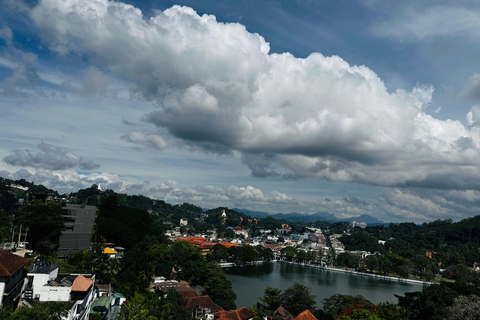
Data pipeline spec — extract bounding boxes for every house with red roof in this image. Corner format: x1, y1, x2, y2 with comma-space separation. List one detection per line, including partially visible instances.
176, 237, 208, 247
184, 295, 224, 319
198, 242, 215, 256
218, 242, 238, 249
272, 306, 294, 320
0, 248, 30, 307
213, 306, 256, 319
293, 310, 318, 320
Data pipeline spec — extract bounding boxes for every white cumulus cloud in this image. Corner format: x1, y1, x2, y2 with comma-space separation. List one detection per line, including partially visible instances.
26, 0, 480, 192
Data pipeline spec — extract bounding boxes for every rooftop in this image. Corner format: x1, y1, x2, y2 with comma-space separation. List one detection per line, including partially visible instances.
294, 310, 318, 320
184, 295, 223, 314
28, 261, 58, 274
72, 274, 94, 292
214, 307, 256, 320
0, 248, 30, 277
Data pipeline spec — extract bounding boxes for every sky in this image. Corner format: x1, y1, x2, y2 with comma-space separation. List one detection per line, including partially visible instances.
1, 0, 480, 223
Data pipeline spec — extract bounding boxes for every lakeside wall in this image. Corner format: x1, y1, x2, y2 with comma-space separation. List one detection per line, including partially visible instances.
280, 260, 432, 286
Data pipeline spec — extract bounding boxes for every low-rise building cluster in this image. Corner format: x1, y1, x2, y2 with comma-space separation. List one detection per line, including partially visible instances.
0, 249, 125, 320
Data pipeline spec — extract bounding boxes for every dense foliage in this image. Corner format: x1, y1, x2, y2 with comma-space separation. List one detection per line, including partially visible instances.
0, 302, 70, 320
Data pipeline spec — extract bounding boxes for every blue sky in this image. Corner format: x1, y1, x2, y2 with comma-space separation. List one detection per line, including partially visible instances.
1, 0, 480, 223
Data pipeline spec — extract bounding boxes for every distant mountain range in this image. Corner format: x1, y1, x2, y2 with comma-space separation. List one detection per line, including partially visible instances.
233, 208, 387, 225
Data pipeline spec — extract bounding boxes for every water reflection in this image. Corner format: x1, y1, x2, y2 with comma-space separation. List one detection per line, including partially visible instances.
224, 262, 424, 309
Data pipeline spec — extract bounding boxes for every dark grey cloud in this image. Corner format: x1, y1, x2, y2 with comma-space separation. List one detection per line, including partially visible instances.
1, 63, 40, 96
78, 67, 111, 96
241, 153, 279, 178
121, 131, 167, 151
463, 73, 480, 102
0, 169, 34, 181
3, 142, 100, 171
343, 196, 368, 206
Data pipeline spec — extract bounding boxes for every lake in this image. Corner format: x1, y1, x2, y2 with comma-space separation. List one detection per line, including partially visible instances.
224, 262, 425, 309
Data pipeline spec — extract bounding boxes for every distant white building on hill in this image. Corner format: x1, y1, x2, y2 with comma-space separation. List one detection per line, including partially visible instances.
352, 220, 367, 229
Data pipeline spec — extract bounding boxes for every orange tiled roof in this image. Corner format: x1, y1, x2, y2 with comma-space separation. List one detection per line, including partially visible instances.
103, 247, 118, 254
198, 242, 215, 249
294, 310, 318, 320
0, 249, 30, 277
176, 237, 207, 246
72, 274, 93, 292
213, 307, 256, 320
219, 242, 238, 248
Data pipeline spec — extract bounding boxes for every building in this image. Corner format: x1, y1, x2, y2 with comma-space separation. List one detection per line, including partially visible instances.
57, 204, 97, 258
294, 310, 318, 320
39, 274, 96, 320
351, 220, 367, 229
25, 260, 59, 300
198, 242, 215, 256
185, 295, 223, 319
89, 295, 113, 318
0, 249, 30, 307
213, 307, 256, 319
272, 306, 294, 320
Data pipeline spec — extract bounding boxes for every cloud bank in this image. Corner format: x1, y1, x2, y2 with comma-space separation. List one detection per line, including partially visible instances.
3, 142, 100, 171
27, 0, 480, 192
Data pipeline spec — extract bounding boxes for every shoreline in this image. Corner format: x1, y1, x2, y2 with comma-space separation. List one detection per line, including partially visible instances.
279, 261, 432, 285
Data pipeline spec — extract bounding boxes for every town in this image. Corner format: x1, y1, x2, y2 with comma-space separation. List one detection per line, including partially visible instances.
2, 179, 480, 320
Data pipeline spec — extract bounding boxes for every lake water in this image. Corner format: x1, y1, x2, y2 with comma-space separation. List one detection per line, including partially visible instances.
224, 262, 425, 309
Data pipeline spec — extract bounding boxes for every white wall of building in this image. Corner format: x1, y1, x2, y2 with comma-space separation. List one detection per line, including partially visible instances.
39, 285, 71, 302
28, 270, 58, 298
0, 281, 5, 306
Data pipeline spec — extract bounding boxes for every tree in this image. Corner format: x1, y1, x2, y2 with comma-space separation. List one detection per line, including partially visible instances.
281, 246, 297, 262
95, 257, 121, 284
242, 245, 258, 263
117, 293, 153, 320
0, 209, 11, 243
296, 250, 308, 263
224, 228, 235, 238
396, 283, 458, 320
378, 257, 394, 276
27, 202, 65, 255
202, 262, 237, 310
157, 290, 191, 320
4, 301, 70, 320
212, 244, 229, 261
364, 255, 378, 273
168, 240, 207, 285
337, 303, 380, 320
337, 253, 360, 269
322, 294, 372, 319
256, 246, 274, 262
325, 249, 336, 267
257, 287, 283, 313
445, 295, 480, 320
376, 302, 408, 320
63, 250, 96, 273
282, 282, 316, 316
